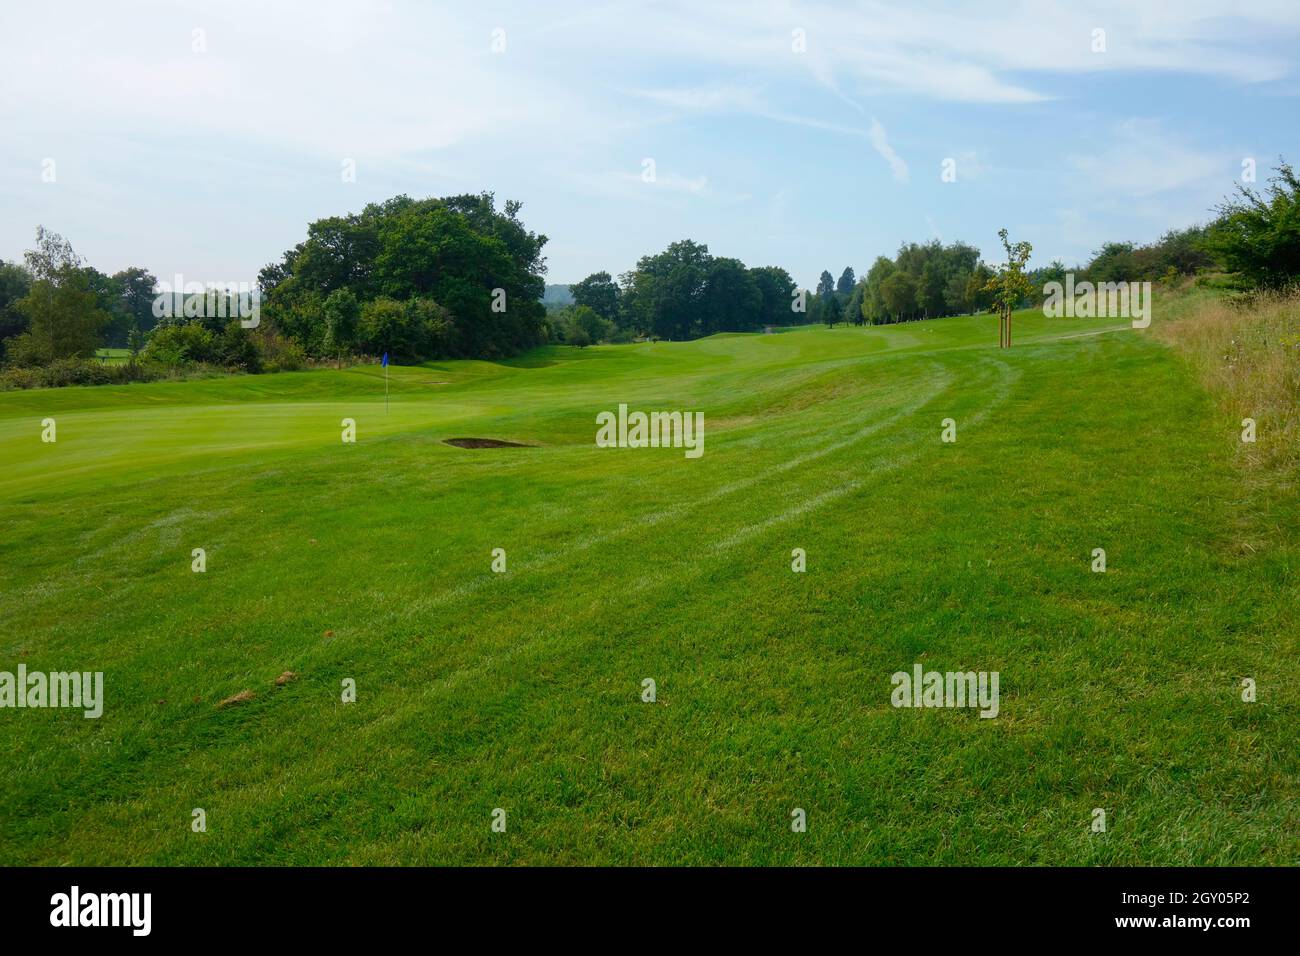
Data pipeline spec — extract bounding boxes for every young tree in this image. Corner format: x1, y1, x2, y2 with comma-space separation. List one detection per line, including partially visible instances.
984, 228, 1034, 348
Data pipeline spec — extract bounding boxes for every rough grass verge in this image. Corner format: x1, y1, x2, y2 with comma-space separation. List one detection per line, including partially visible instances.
1155, 283, 1299, 547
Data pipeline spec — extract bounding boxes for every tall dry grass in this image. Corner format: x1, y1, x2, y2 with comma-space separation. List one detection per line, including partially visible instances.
1155, 283, 1299, 547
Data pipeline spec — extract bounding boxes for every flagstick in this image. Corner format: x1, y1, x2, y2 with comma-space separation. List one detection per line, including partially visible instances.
385, 360, 389, 415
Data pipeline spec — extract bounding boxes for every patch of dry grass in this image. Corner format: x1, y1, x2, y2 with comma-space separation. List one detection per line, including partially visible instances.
1156, 283, 1299, 547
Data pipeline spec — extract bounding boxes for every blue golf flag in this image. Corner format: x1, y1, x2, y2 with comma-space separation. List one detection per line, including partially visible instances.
381, 352, 389, 367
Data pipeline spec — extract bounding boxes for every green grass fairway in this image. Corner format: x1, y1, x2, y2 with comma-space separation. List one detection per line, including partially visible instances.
1, 307, 1295, 865
94, 348, 131, 365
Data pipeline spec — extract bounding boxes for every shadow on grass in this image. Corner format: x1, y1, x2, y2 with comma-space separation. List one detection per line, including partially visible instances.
491, 345, 625, 369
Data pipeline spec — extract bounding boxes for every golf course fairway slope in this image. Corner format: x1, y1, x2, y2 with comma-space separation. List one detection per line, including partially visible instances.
1, 305, 1295, 865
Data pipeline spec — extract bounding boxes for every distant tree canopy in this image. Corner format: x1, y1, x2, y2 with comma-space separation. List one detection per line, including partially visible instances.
610, 241, 796, 340
569, 271, 620, 323
112, 266, 161, 341
836, 266, 856, 296
260, 193, 548, 361
749, 266, 799, 328
7, 162, 1296, 389
855, 240, 980, 324
847, 220, 1239, 327
0, 259, 32, 359
815, 270, 835, 300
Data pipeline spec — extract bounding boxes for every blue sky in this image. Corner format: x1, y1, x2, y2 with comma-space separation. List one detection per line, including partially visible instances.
2, 0, 1299, 290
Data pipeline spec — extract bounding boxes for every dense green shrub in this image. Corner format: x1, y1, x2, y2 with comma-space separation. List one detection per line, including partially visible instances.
142, 322, 218, 367
356, 296, 454, 361
0, 357, 164, 390
1207, 161, 1300, 289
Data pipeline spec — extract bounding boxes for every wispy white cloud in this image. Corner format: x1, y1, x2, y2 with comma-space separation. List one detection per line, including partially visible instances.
868, 119, 910, 183
1069, 119, 1222, 197
1, 0, 1297, 283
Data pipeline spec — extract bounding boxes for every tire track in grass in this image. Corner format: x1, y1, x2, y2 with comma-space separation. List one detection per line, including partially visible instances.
387, 359, 955, 624
571, 355, 1020, 613
161, 352, 1016, 853
703, 356, 1018, 557
377, 357, 1012, 700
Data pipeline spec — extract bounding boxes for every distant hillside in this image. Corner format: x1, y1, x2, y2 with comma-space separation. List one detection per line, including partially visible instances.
542, 284, 573, 307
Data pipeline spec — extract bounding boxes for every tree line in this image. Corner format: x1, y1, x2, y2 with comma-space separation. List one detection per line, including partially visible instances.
1, 161, 1297, 388
790, 160, 1300, 330
0, 193, 554, 387
551, 241, 798, 345
0, 228, 158, 365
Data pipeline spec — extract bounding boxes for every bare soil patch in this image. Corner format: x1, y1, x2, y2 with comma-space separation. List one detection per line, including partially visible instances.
443, 438, 533, 448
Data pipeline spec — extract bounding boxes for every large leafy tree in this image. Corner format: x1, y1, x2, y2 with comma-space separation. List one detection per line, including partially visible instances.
570, 271, 621, 324
748, 266, 797, 328
79, 267, 135, 347
880, 271, 918, 323
322, 288, 360, 363
630, 239, 712, 341
943, 270, 971, 314
919, 260, 947, 317
262, 193, 547, 361
700, 258, 762, 334
861, 256, 897, 324
113, 267, 159, 336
